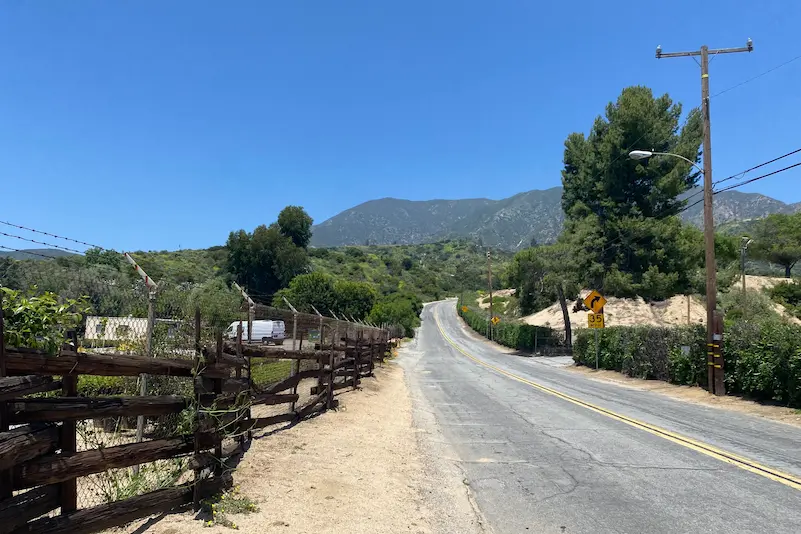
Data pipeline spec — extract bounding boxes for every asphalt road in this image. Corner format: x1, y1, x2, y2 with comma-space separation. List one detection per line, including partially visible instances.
400, 300, 801, 533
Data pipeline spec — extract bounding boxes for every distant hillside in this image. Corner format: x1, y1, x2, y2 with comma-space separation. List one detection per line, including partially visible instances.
0, 248, 76, 260
312, 187, 801, 249
311, 188, 564, 250
680, 189, 801, 228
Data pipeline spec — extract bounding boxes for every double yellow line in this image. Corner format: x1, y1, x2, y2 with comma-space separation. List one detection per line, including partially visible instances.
434, 309, 801, 491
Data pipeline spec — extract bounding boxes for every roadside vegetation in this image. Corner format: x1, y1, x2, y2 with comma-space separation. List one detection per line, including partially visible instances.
1, 207, 494, 339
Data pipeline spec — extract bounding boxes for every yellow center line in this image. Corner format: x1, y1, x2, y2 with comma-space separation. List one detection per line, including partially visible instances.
433, 308, 801, 491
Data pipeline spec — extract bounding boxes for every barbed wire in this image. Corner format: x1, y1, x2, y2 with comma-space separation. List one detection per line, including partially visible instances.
0, 244, 61, 260
0, 230, 86, 255
0, 220, 106, 250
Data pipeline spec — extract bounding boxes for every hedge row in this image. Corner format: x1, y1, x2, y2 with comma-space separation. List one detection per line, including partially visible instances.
574, 321, 801, 407
457, 302, 560, 352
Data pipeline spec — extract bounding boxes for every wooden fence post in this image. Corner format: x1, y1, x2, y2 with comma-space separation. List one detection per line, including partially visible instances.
327, 322, 337, 410
0, 293, 11, 500
60, 331, 79, 513
290, 311, 298, 412
352, 329, 360, 390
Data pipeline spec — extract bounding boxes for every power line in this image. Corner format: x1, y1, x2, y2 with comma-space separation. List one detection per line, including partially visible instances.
0, 220, 105, 250
0, 230, 85, 255
711, 53, 801, 99
713, 148, 801, 187
714, 162, 801, 195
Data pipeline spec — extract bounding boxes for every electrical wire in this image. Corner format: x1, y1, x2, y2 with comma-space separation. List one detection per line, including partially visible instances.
712, 148, 801, 187
714, 162, 801, 195
711, 54, 801, 99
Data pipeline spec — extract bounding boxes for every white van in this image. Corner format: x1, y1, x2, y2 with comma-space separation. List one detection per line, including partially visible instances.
226, 320, 285, 344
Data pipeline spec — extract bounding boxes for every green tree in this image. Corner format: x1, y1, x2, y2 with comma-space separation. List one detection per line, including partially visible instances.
277, 206, 313, 249
185, 278, 241, 332
274, 272, 337, 314
560, 86, 703, 296
751, 213, 801, 278
226, 206, 313, 299
507, 247, 552, 315
334, 280, 377, 320
367, 292, 423, 337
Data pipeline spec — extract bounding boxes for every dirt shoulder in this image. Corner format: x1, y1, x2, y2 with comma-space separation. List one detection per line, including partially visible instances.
120, 362, 441, 534
568, 365, 801, 428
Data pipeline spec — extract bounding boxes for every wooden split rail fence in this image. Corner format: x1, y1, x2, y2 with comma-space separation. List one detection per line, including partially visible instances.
0, 309, 390, 534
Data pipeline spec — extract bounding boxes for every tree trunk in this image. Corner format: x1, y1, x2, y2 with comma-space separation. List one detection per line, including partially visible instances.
786, 264, 793, 278
557, 284, 572, 349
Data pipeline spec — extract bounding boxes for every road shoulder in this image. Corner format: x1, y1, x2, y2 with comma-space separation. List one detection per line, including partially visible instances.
115, 361, 460, 534
451, 301, 801, 430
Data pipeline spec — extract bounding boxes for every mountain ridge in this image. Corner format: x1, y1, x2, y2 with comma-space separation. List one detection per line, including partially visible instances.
311, 187, 800, 250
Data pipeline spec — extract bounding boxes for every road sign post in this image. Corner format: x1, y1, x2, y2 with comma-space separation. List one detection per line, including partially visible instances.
584, 291, 607, 371
587, 313, 604, 328
584, 290, 607, 314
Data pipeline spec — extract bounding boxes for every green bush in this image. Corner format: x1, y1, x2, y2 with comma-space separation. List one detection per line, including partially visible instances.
78, 375, 133, 396
1, 287, 89, 353
770, 281, 801, 318
251, 360, 293, 388
574, 320, 801, 407
458, 300, 559, 351
720, 290, 779, 323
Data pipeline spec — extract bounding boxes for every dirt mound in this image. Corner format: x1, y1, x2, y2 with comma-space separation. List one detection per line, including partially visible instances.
743, 275, 791, 292
522, 291, 705, 330
477, 288, 516, 309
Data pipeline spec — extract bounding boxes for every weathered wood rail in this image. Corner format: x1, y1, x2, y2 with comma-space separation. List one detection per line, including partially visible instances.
0, 308, 391, 534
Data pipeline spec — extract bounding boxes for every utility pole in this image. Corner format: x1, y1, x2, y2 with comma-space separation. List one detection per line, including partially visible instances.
656, 39, 752, 396
741, 237, 752, 292
486, 250, 493, 340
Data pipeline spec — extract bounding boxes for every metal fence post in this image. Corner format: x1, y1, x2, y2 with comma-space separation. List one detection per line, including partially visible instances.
135, 289, 156, 446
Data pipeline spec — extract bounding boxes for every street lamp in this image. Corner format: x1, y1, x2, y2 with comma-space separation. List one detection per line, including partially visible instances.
628, 150, 704, 175
629, 148, 720, 394
740, 237, 753, 292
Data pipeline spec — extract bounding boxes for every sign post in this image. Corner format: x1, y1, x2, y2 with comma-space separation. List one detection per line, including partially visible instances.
583, 290, 607, 370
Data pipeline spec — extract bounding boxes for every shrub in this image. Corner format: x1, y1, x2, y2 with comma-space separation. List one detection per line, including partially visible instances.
79, 375, 133, 397
769, 281, 801, 318
720, 290, 779, 323
458, 300, 559, 351
574, 320, 801, 407
1, 287, 89, 353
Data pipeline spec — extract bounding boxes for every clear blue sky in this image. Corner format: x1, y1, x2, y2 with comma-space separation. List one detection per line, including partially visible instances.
1, 0, 799, 252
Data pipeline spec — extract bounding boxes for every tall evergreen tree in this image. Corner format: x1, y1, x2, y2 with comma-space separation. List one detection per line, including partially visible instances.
560, 86, 703, 298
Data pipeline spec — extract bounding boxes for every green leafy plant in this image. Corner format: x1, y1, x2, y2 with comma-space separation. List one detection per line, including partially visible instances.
574, 320, 801, 407
1, 287, 89, 353
458, 299, 560, 352
769, 281, 801, 318
201, 486, 258, 529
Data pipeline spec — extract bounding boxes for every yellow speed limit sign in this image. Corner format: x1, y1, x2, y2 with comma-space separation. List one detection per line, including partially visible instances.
587, 313, 605, 328
491, 316, 501, 325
